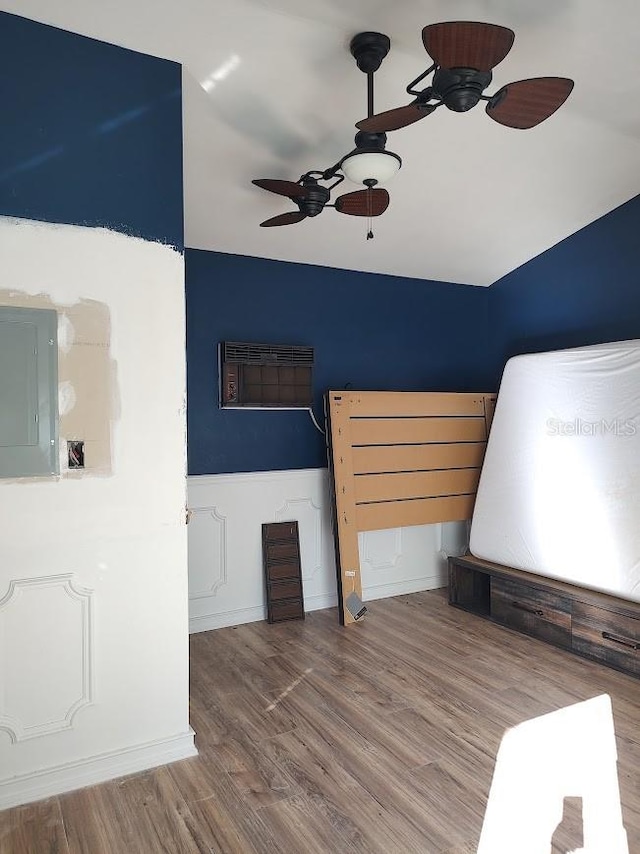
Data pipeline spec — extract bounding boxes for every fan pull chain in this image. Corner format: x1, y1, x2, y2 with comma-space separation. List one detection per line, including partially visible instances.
366, 185, 374, 240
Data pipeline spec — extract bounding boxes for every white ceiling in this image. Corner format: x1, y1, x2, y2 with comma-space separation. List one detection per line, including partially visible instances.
5, 0, 640, 285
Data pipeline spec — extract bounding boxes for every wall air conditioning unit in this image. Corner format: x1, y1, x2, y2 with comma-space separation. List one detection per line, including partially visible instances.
219, 341, 314, 409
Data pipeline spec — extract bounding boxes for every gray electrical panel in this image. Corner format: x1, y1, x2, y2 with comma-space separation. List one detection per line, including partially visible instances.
0, 307, 58, 477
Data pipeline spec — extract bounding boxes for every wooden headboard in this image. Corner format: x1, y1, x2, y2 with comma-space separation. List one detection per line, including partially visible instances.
326, 391, 496, 624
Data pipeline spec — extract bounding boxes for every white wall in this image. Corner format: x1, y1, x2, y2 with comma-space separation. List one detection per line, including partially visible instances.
0, 217, 195, 809
188, 469, 469, 632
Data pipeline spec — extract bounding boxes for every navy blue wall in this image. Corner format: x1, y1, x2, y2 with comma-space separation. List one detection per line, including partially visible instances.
490, 194, 640, 385
186, 250, 492, 474
0, 12, 183, 249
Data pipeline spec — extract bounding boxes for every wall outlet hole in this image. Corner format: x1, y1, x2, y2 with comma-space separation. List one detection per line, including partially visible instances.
68, 440, 85, 469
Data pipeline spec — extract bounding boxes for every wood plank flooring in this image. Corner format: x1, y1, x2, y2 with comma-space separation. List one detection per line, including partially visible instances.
2, 588, 639, 853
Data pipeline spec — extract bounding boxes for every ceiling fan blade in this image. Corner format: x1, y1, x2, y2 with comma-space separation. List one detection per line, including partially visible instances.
486, 77, 574, 129
259, 211, 307, 227
335, 188, 390, 217
423, 21, 514, 71
252, 179, 308, 199
356, 100, 435, 133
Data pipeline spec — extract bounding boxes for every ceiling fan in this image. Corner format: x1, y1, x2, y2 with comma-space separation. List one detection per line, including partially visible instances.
252, 175, 389, 228
356, 21, 574, 134
253, 32, 400, 237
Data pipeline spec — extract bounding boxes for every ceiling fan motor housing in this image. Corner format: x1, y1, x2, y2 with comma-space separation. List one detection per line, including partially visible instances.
432, 67, 493, 112
298, 182, 330, 217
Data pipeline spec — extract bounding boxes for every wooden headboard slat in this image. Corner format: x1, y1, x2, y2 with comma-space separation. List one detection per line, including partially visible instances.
349, 417, 487, 446
352, 442, 487, 474
354, 469, 480, 504
344, 391, 487, 418
356, 494, 476, 532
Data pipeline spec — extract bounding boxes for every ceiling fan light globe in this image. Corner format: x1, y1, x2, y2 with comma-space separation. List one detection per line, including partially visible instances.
341, 151, 401, 186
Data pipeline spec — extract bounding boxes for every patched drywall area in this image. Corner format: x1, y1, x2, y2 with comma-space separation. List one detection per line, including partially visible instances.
0, 289, 117, 475
0, 216, 193, 807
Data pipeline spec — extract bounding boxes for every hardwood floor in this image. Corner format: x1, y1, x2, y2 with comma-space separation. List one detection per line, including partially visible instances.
2, 588, 639, 853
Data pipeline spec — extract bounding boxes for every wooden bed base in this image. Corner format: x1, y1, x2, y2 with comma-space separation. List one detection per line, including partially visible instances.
326, 390, 495, 625
449, 553, 640, 678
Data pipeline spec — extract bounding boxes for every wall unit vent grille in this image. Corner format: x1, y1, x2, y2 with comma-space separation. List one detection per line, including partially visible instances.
219, 341, 314, 409
222, 341, 314, 367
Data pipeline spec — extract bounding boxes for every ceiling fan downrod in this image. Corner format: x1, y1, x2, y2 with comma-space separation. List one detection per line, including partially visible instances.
349, 31, 390, 120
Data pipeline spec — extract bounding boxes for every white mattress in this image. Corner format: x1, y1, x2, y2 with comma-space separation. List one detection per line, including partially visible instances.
470, 340, 640, 603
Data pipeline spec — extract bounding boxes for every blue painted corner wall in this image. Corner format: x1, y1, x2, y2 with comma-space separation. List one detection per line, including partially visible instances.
188, 185, 640, 474
490, 194, 640, 385
0, 11, 183, 249
186, 251, 492, 474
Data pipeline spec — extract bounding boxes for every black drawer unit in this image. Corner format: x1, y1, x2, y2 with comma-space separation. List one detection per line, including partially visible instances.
262, 521, 305, 623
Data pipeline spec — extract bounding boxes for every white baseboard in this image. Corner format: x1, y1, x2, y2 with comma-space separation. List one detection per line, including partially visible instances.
0, 728, 197, 810
304, 591, 338, 612
363, 573, 446, 602
189, 591, 338, 634
190, 605, 265, 633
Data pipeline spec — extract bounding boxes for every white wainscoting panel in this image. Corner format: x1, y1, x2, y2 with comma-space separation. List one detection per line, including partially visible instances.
0, 575, 93, 743
188, 506, 228, 599
359, 524, 444, 601
188, 469, 451, 632
275, 497, 323, 578
188, 469, 336, 633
